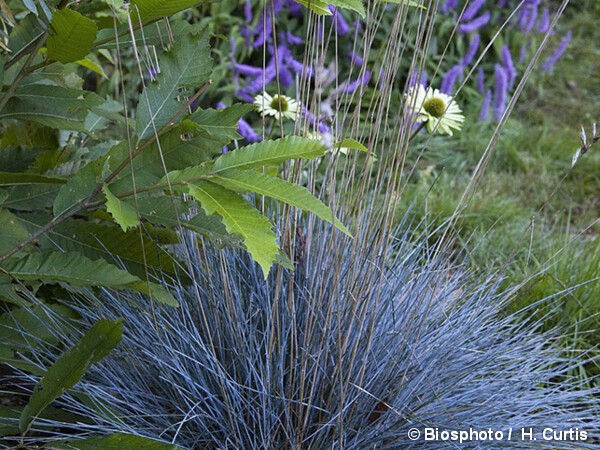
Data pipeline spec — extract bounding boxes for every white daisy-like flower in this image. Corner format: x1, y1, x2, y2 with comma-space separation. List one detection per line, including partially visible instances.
405, 85, 464, 136
253, 92, 299, 121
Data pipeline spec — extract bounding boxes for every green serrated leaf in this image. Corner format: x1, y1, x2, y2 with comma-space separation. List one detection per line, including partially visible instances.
19, 318, 123, 432
128, 280, 178, 307
53, 143, 118, 216
330, 0, 366, 17
18, 214, 179, 279
95, 18, 192, 50
76, 57, 109, 79
7, 13, 46, 58
47, 9, 98, 63
187, 181, 278, 278
1, 184, 61, 211
51, 433, 180, 450
1, 251, 140, 287
186, 103, 256, 141
293, 0, 332, 15
1, 251, 178, 306
136, 27, 212, 140
129, 196, 237, 247
130, 0, 205, 22
0, 304, 75, 355
212, 136, 326, 173
102, 184, 140, 231
335, 138, 369, 153
0, 85, 104, 134
210, 169, 351, 236
382, 0, 426, 9
107, 128, 219, 195
0, 208, 31, 255
0, 172, 66, 186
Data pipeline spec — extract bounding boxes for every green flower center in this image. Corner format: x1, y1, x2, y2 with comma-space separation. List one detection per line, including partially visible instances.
270, 95, 289, 112
423, 97, 446, 118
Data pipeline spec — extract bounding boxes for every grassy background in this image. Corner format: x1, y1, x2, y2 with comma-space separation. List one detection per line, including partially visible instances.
399, 5, 599, 383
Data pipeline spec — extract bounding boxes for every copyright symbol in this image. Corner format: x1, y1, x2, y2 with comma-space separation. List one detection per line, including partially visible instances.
408, 428, 420, 440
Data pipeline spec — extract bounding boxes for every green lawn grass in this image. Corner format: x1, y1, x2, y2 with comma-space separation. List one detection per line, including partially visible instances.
398, 6, 599, 385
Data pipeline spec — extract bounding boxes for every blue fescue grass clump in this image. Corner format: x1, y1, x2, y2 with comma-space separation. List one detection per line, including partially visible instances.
15, 220, 599, 449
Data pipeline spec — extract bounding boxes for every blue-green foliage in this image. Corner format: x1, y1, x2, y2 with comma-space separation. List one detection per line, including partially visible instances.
6, 220, 598, 448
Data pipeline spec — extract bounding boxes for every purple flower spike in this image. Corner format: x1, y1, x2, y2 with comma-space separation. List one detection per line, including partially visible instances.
440, 0, 458, 13
329, 6, 350, 36
457, 11, 491, 34
318, 122, 331, 134
479, 88, 492, 122
462, 33, 480, 66
253, 12, 272, 48
349, 51, 363, 67
344, 70, 372, 94
501, 44, 517, 88
244, 0, 252, 23
287, 56, 313, 77
245, 63, 277, 93
237, 118, 262, 143
285, 0, 303, 17
519, 44, 527, 64
233, 63, 265, 77
541, 30, 572, 72
462, 0, 486, 23
537, 8, 550, 34
278, 67, 294, 87
284, 32, 303, 46
493, 64, 508, 121
477, 67, 485, 93
236, 90, 255, 103
526, 9, 539, 33
441, 64, 463, 94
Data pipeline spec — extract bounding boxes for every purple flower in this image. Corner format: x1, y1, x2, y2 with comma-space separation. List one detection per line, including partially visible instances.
408, 69, 428, 89
253, 11, 272, 48
441, 64, 463, 94
518, 43, 527, 64
462, 33, 480, 66
462, 0, 485, 23
244, 0, 252, 23
285, 0, 303, 17
349, 51, 363, 67
493, 64, 508, 120
252, 1, 284, 48
243, 62, 276, 93
477, 67, 485, 93
457, 11, 491, 34
440, 0, 458, 13
479, 88, 492, 122
501, 44, 517, 88
343, 70, 371, 94
537, 8, 550, 34
283, 32, 303, 46
541, 30, 572, 72
278, 67, 294, 87
233, 63, 265, 77
302, 107, 330, 134
517, 0, 540, 33
287, 56, 313, 77
237, 118, 262, 142
329, 6, 350, 36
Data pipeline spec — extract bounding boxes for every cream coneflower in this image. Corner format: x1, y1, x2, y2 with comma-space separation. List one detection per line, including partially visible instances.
254, 92, 299, 121
406, 85, 464, 136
